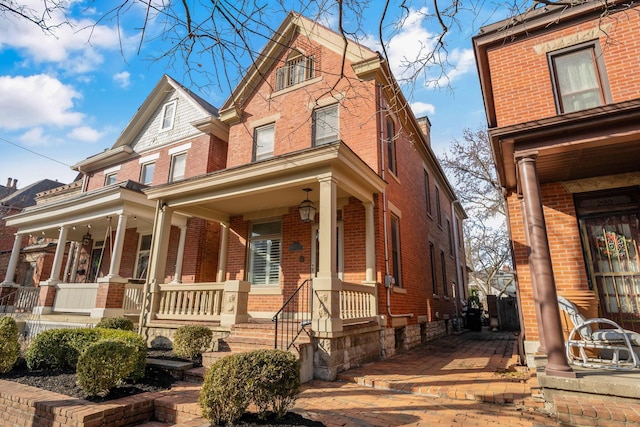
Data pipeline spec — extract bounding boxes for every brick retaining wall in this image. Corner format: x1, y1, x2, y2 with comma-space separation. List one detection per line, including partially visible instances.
0, 379, 162, 427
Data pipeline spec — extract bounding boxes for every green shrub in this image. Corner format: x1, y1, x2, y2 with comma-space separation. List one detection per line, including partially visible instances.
95, 316, 134, 331
25, 328, 100, 370
247, 350, 300, 419
173, 325, 213, 360
76, 340, 137, 396
97, 328, 147, 380
199, 349, 300, 424
0, 317, 20, 373
199, 352, 251, 425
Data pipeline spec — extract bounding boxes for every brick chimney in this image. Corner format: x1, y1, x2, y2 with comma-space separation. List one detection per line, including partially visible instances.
12, 178, 17, 189
6, 177, 11, 187
416, 116, 432, 146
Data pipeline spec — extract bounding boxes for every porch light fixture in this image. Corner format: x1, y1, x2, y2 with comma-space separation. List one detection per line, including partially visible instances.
298, 188, 316, 223
82, 232, 92, 246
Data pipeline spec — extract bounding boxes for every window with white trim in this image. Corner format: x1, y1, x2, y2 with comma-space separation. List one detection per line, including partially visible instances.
135, 235, 152, 279
275, 53, 315, 91
105, 172, 117, 185
390, 214, 402, 287
169, 152, 187, 182
549, 42, 610, 114
387, 117, 397, 174
140, 162, 155, 185
160, 100, 177, 131
313, 104, 339, 146
248, 221, 281, 285
254, 123, 275, 161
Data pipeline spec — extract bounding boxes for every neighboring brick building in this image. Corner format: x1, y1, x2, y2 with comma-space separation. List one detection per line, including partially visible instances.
4, 13, 466, 380
474, 0, 640, 375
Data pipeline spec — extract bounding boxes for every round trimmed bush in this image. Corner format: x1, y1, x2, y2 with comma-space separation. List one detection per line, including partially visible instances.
25, 328, 100, 370
0, 317, 20, 373
95, 316, 134, 331
76, 340, 137, 396
173, 325, 213, 360
97, 328, 147, 380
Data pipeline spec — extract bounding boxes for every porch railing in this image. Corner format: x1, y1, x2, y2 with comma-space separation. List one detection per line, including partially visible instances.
272, 279, 312, 351
340, 282, 377, 326
1, 287, 40, 314
123, 283, 144, 314
155, 282, 224, 321
53, 283, 99, 314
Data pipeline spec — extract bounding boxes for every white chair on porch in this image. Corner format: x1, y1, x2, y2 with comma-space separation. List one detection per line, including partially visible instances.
557, 295, 640, 370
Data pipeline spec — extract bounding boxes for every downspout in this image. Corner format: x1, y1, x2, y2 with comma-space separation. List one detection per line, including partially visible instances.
377, 82, 413, 319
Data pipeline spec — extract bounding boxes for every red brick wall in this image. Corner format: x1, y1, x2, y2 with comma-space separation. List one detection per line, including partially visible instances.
487, 7, 640, 127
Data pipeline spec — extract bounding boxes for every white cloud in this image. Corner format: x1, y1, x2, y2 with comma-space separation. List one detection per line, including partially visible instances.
113, 71, 131, 88
0, 74, 84, 130
68, 126, 102, 142
363, 8, 476, 87
0, 1, 130, 74
411, 102, 436, 116
18, 127, 46, 146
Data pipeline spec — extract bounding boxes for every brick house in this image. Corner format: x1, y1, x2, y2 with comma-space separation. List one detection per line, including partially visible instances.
473, 0, 640, 375
3, 13, 466, 380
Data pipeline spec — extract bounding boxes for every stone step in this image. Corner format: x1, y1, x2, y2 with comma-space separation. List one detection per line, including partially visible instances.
146, 358, 194, 381
183, 366, 206, 383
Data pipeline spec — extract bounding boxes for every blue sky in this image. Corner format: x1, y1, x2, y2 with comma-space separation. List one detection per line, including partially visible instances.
0, 1, 499, 188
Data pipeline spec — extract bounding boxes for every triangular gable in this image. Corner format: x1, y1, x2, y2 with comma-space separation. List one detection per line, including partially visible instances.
73, 75, 226, 172
219, 12, 377, 121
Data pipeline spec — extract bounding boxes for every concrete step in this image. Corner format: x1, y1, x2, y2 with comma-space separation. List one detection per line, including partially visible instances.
146, 358, 194, 380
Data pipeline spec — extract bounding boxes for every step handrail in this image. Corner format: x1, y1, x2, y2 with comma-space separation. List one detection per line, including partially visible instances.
272, 279, 312, 351
0, 286, 39, 314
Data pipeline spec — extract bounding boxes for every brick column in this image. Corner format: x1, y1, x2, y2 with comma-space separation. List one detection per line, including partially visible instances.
518, 155, 574, 378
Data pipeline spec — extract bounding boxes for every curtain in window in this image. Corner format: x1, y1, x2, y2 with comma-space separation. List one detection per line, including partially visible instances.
171, 154, 187, 181
314, 105, 339, 145
255, 124, 275, 161
555, 49, 601, 112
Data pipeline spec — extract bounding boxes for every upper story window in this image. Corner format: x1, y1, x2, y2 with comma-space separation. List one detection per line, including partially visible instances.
386, 117, 397, 175
248, 221, 281, 285
254, 123, 275, 161
435, 186, 442, 226
424, 170, 432, 216
447, 219, 453, 255
160, 100, 177, 131
169, 152, 187, 182
313, 104, 339, 146
275, 53, 315, 91
140, 162, 155, 185
549, 43, 610, 114
104, 172, 117, 186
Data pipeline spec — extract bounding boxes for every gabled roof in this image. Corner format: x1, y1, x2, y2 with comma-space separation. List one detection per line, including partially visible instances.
72, 74, 226, 173
0, 179, 66, 209
219, 12, 377, 122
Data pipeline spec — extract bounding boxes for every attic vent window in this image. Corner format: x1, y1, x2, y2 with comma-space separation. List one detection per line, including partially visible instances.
275, 54, 315, 91
160, 100, 177, 131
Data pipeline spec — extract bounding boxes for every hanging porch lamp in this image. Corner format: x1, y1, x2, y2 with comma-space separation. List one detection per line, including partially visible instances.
298, 188, 317, 223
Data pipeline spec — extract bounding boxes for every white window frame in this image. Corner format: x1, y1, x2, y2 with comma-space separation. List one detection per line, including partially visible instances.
160, 100, 177, 131
254, 123, 275, 161
247, 221, 282, 285
104, 172, 117, 186
134, 234, 152, 279
313, 104, 339, 146
275, 53, 315, 91
140, 162, 155, 185
169, 152, 187, 182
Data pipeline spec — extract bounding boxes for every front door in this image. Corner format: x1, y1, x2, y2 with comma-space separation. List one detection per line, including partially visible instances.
580, 213, 640, 332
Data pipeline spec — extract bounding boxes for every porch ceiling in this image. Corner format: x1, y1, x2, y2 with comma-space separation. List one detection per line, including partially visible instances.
491, 100, 640, 192
5, 180, 186, 240
145, 142, 386, 222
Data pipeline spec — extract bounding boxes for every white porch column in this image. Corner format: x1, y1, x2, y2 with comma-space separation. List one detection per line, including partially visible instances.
47, 225, 69, 284
313, 175, 342, 334
1, 233, 23, 286
364, 201, 376, 283
107, 214, 127, 279
172, 225, 187, 283
217, 223, 229, 283
143, 203, 173, 326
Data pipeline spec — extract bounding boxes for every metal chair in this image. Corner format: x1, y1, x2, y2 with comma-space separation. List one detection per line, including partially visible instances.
558, 295, 640, 370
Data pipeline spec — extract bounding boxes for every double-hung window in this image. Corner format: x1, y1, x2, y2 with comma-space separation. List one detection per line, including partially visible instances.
254, 123, 275, 161
387, 117, 397, 175
430, 242, 437, 295
160, 100, 177, 131
435, 187, 442, 226
390, 215, 402, 287
135, 235, 152, 279
313, 104, 339, 146
549, 43, 609, 113
424, 170, 431, 215
248, 221, 281, 285
140, 162, 155, 185
441, 250, 448, 297
105, 172, 117, 185
170, 153, 187, 182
